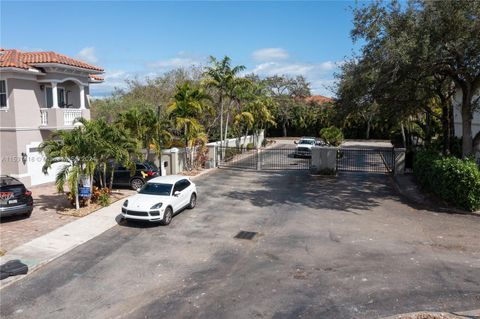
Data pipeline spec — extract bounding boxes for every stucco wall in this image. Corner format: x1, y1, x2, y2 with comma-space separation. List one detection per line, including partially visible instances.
453, 89, 480, 139
9, 78, 43, 128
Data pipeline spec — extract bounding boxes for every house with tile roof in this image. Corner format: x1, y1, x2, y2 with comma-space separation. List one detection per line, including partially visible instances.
0, 48, 104, 186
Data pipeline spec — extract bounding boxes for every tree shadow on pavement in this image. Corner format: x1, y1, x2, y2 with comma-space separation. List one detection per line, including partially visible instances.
222, 170, 397, 214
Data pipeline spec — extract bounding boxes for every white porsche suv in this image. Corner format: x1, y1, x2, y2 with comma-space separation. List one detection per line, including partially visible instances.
121, 175, 197, 225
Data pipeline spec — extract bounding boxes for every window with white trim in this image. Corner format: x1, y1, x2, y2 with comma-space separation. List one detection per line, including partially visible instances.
0, 80, 7, 108
45, 87, 66, 108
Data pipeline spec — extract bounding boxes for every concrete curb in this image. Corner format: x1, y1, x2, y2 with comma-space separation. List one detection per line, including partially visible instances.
380, 309, 480, 319
388, 174, 480, 216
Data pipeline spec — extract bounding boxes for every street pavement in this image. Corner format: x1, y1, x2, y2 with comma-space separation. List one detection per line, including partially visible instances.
1, 157, 479, 318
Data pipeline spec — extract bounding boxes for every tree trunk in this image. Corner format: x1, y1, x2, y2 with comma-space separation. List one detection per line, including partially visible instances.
224, 112, 230, 147
109, 167, 115, 190
400, 122, 406, 149
462, 100, 473, 158
219, 97, 224, 155
448, 101, 455, 154
366, 119, 371, 140
441, 102, 450, 155
282, 120, 287, 137
425, 111, 431, 146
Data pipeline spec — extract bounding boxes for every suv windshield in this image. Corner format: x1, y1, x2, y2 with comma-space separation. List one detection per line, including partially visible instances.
139, 183, 172, 196
299, 140, 315, 145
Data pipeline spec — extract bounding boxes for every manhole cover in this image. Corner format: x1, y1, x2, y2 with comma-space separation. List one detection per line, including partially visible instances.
234, 231, 257, 240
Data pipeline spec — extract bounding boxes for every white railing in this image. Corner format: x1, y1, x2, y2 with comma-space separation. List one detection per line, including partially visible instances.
64, 109, 82, 126
40, 109, 48, 126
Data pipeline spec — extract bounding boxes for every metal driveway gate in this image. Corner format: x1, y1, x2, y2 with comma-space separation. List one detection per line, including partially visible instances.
216, 146, 311, 170
337, 147, 395, 174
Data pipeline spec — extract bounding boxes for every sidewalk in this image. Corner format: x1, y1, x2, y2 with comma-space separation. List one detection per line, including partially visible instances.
381, 309, 480, 319
391, 174, 480, 216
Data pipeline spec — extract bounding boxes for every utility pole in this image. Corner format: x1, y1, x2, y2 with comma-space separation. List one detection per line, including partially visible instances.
157, 104, 163, 176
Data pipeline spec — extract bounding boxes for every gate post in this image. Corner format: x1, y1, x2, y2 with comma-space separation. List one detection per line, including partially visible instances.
206, 144, 217, 168
394, 148, 406, 175
310, 146, 337, 175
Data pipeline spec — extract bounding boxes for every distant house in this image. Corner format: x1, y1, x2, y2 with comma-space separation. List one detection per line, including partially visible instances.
305, 95, 334, 106
0, 48, 104, 187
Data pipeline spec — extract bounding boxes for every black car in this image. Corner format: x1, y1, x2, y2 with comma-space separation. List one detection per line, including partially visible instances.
0, 176, 33, 218
94, 162, 159, 190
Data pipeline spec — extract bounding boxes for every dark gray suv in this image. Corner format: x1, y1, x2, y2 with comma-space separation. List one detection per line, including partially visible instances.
0, 176, 33, 218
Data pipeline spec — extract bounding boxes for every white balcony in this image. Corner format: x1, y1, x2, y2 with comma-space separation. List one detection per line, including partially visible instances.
63, 109, 83, 126
39, 108, 90, 129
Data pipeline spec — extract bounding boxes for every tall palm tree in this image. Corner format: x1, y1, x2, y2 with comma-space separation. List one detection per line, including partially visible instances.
203, 56, 247, 151
167, 83, 210, 170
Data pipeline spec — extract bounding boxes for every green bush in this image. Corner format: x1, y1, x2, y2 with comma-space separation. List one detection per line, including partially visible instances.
413, 150, 480, 211
246, 143, 254, 151
320, 126, 344, 146
98, 192, 111, 207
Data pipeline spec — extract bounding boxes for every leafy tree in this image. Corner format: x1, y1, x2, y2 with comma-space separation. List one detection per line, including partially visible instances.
263, 75, 311, 136
349, 0, 480, 156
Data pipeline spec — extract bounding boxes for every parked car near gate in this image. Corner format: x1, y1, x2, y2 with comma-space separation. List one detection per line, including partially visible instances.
0, 176, 33, 219
121, 175, 197, 225
94, 161, 159, 190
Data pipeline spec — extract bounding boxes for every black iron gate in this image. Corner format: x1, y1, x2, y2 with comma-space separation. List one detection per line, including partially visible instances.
216, 146, 311, 170
337, 147, 395, 174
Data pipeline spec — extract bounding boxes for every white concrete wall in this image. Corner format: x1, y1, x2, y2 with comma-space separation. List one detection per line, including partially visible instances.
453, 88, 480, 139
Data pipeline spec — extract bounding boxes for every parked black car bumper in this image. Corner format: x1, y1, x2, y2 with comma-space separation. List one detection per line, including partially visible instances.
0, 204, 33, 218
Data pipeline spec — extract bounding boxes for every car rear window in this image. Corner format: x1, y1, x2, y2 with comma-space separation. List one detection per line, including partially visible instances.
0, 177, 22, 187
139, 183, 172, 196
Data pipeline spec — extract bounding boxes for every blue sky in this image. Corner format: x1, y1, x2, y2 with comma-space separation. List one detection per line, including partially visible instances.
2, 1, 360, 97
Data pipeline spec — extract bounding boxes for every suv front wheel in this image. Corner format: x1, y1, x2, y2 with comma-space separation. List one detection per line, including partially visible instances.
130, 178, 144, 190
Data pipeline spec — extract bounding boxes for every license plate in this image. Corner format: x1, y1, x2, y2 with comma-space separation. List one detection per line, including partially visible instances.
8, 199, 17, 204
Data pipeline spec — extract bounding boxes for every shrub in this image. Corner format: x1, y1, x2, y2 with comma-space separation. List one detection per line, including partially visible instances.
320, 126, 344, 146
413, 150, 480, 211
246, 143, 254, 151
98, 192, 111, 207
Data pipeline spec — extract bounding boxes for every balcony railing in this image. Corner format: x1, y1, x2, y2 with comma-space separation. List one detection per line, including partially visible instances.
39, 108, 90, 129
40, 109, 48, 126
63, 109, 83, 126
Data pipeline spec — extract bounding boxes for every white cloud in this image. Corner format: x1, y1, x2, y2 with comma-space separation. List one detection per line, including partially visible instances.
77, 47, 98, 63
252, 48, 289, 61
147, 52, 204, 70
251, 62, 314, 76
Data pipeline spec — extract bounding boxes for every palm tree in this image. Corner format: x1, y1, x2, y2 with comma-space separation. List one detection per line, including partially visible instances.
40, 127, 92, 210
167, 83, 210, 170
203, 56, 247, 152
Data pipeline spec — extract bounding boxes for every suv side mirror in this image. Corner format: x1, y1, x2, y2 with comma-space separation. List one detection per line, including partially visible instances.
173, 191, 181, 196
294, 141, 298, 144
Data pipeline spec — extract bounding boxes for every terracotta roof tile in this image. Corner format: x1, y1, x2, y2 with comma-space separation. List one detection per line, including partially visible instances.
0, 49, 103, 72
89, 74, 104, 81
305, 95, 334, 105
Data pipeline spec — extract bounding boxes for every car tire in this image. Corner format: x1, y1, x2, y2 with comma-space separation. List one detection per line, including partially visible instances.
24, 210, 32, 218
130, 178, 144, 190
162, 207, 173, 225
188, 193, 197, 209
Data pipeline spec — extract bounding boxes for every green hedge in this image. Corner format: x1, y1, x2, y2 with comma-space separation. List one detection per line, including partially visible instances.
413, 150, 480, 211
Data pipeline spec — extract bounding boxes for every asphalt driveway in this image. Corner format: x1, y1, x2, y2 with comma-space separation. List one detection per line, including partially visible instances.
1, 168, 479, 318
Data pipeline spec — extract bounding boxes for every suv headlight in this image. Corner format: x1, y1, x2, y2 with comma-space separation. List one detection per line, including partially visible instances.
123, 200, 128, 207
150, 203, 163, 209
